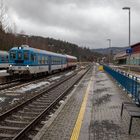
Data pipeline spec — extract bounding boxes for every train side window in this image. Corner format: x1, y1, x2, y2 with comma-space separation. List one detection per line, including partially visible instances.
34, 55, 36, 62
45, 56, 48, 64
6, 55, 8, 60
1, 56, 4, 62
39, 56, 42, 64
24, 51, 29, 61
42, 56, 45, 64
31, 54, 34, 61
10, 51, 16, 60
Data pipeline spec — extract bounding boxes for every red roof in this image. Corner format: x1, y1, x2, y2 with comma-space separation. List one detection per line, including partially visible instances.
131, 42, 140, 48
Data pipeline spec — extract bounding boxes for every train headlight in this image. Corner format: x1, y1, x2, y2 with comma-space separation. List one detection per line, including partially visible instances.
26, 65, 29, 69
9, 65, 12, 67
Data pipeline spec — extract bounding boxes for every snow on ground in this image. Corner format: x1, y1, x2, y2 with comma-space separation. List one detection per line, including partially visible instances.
15, 81, 50, 93
11, 98, 19, 104
49, 76, 62, 81
65, 71, 73, 76
0, 70, 9, 76
0, 97, 6, 103
0, 70, 7, 73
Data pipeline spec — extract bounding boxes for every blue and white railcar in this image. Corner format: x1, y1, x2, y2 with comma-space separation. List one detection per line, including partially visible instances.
0, 50, 9, 69
8, 45, 67, 75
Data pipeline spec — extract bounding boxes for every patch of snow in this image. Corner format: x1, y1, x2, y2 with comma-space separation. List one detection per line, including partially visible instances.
49, 76, 62, 81
65, 71, 73, 76
0, 70, 7, 73
15, 81, 50, 93
128, 94, 132, 98
59, 100, 64, 104
11, 98, 19, 104
0, 97, 6, 103
49, 113, 53, 117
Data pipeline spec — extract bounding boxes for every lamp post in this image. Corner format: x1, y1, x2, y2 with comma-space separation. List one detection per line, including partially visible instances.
122, 7, 131, 71
107, 39, 111, 64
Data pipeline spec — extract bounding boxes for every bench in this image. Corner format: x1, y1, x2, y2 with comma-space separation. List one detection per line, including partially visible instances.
120, 102, 140, 134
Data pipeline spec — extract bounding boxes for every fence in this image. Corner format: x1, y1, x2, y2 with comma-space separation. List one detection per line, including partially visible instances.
103, 65, 140, 104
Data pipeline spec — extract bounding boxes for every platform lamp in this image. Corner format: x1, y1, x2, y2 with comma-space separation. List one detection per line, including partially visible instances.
107, 39, 111, 65
122, 7, 131, 71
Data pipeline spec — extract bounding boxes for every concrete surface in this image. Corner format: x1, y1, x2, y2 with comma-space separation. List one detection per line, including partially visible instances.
34, 65, 140, 140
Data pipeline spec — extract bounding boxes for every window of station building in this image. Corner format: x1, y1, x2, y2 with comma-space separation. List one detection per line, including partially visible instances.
24, 51, 29, 61
10, 51, 16, 60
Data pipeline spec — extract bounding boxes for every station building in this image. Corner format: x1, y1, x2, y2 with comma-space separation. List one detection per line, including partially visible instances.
114, 51, 128, 65
114, 42, 140, 65
130, 42, 140, 65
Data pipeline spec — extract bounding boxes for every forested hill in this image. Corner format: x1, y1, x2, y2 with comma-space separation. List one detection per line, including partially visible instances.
91, 47, 128, 55
0, 29, 103, 61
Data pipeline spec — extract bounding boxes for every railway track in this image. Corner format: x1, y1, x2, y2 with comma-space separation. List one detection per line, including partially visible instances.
0, 67, 90, 140
0, 69, 75, 91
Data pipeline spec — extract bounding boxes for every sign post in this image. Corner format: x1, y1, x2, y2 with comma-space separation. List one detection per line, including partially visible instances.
126, 48, 132, 72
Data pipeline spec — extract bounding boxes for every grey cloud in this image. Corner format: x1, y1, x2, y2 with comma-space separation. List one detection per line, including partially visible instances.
5, 0, 140, 48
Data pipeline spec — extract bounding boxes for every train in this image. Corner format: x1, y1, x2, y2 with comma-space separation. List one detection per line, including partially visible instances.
0, 50, 9, 69
8, 45, 77, 75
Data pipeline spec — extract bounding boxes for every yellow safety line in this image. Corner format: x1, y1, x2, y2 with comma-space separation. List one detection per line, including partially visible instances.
70, 78, 92, 140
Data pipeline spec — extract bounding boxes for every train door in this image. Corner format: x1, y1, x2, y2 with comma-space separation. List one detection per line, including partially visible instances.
48, 55, 51, 73
17, 50, 23, 64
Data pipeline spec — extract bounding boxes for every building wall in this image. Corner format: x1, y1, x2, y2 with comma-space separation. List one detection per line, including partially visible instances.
127, 45, 140, 65
132, 45, 140, 54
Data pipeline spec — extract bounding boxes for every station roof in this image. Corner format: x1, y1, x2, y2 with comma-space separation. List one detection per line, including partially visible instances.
131, 42, 140, 48
114, 51, 128, 60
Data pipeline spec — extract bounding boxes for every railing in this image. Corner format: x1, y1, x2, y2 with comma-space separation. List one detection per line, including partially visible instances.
103, 65, 140, 104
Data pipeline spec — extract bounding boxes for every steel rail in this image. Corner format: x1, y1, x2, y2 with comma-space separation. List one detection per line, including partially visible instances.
0, 72, 78, 121
12, 67, 90, 140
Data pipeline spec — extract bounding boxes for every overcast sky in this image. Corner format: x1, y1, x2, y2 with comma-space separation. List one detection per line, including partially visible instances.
4, 0, 140, 49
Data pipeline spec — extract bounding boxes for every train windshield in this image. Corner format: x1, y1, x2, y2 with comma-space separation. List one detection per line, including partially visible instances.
10, 51, 16, 60
24, 51, 29, 61
18, 52, 22, 60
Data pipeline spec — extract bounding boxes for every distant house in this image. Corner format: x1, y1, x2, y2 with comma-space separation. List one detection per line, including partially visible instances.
130, 42, 140, 65
114, 42, 140, 65
114, 51, 128, 65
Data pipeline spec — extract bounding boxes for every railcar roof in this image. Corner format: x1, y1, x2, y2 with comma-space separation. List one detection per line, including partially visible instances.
10, 45, 66, 58
0, 50, 9, 56
65, 54, 77, 60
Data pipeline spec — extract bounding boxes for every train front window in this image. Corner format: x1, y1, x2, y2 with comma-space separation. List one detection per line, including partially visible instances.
10, 51, 16, 60
18, 52, 22, 60
24, 51, 29, 61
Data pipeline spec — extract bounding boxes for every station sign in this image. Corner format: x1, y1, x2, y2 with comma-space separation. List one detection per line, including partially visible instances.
126, 48, 132, 54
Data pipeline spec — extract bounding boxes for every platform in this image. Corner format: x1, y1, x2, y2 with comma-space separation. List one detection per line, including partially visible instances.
34, 65, 140, 140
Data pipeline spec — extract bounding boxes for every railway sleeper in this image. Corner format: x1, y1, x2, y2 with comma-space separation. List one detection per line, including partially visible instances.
32, 102, 49, 106
0, 126, 22, 135
5, 119, 29, 125
24, 107, 45, 112
12, 114, 35, 120
0, 125, 23, 131
18, 110, 40, 115
0, 133, 15, 138
16, 112, 39, 118
27, 104, 47, 109
29, 103, 47, 108
1, 120, 28, 128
